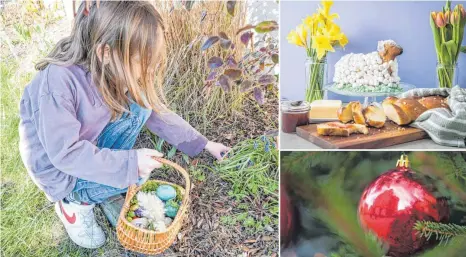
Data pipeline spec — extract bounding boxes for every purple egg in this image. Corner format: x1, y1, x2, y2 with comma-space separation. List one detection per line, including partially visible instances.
134, 208, 143, 217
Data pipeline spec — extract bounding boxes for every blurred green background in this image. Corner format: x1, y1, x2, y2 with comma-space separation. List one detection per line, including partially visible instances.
280, 151, 466, 257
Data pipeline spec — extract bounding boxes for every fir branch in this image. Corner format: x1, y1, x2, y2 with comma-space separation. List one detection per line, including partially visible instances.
451, 153, 466, 182
414, 221, 466, 245
415, 237, 466, 257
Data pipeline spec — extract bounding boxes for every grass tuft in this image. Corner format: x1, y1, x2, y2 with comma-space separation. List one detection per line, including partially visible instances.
214, 135, 279, 233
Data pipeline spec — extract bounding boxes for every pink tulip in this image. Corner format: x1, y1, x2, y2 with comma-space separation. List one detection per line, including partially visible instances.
445, 11, 451, 24
451, 11, 460, 24
459, 4, 466, 18
435, 12, 447, 28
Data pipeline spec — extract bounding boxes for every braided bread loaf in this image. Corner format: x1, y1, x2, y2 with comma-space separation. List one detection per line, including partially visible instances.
382, 96, 449, 125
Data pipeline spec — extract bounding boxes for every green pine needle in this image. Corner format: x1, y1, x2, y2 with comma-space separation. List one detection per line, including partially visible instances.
414, 221, 466, 245
415, 237, 466, 257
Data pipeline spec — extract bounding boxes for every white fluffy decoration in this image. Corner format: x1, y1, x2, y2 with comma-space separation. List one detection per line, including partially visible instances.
131, 217, 149, 229
164, 217, 173, 226
333, 52, 400, 88
377, 39, 400, 52
137, 192, 167, 232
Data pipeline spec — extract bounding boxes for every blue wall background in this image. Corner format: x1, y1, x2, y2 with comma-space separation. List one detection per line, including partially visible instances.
280, 1, 466, 101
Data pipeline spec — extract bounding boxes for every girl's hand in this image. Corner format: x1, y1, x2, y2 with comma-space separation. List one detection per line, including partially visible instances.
137, 148, 163, 179
205, 141, 231, 161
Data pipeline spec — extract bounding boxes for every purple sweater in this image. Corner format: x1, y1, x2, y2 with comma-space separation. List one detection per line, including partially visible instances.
19, 64, 207, 202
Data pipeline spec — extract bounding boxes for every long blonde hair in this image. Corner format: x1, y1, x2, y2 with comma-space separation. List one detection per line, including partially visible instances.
36, 1, 167, 119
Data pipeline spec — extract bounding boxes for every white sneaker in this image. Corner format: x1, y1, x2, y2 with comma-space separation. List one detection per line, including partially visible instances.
55, 200, 106, 249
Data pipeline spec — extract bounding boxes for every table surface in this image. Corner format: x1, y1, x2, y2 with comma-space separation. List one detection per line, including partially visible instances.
280, 131, 460, 150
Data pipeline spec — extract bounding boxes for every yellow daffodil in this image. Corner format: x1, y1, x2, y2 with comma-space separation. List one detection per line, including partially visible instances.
311, 34, 335, 60
296, 24, 309, 46
303, 14, 318, 34
303, 14, 316, 25
322, 0, 333, 16
318, 0, 340, 21
339, 34, 349, 47
323, 23, 342, 41
322, 22, 348, 48
287, 29, 306, 47
287, 0, 348, 102
287, 0, 347, 59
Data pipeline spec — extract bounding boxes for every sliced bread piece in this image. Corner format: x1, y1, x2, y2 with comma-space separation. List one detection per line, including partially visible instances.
383, 96, 399, 105
351, 102, 366, 125
363, 105, 386, 128
337, 102, 356, 123
317, 122, 369, 137
383, 101, 411, 125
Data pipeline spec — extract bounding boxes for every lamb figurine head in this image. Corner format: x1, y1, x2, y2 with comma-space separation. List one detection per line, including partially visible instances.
377, 40, 403, 63
333, 40, 403, 89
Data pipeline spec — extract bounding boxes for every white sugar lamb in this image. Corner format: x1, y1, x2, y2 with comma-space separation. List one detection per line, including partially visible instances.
333, 40, 403, 91
136, 191, 167, 232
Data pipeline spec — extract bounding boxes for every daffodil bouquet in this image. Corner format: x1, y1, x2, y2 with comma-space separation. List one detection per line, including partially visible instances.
287, 0, 348, 102
430, 0, 466, 88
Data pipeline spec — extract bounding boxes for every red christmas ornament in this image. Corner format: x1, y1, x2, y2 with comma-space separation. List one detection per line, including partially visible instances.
358, 154, 450, 257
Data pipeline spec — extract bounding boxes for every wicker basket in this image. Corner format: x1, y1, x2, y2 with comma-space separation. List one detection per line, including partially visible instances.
116, 157, 190, 254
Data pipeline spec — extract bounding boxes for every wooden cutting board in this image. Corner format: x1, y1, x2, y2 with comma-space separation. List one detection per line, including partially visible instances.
296, 121, 428, 149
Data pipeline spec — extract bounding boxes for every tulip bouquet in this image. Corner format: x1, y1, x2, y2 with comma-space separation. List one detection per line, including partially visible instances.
287, 0, 348, 102
430, 0, 466, 88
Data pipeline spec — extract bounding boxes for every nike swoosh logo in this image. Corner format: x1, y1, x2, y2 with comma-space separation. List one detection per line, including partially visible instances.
59, 201, 76, 224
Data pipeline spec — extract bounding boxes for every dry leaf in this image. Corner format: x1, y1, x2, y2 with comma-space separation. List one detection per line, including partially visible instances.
244, 239, 257, 244
262, 235, 274, 241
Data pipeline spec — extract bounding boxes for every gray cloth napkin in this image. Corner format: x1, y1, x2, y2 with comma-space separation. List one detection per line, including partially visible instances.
398, 86, 466, 148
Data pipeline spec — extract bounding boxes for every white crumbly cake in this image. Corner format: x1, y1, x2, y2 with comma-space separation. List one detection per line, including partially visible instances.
333, 40, 402, 92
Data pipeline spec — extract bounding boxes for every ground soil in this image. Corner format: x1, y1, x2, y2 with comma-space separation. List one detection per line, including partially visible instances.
133, 94, 279, 257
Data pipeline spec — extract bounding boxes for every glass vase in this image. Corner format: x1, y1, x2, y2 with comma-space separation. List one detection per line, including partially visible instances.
436, 63, 458, 88
305, 57, 328, 102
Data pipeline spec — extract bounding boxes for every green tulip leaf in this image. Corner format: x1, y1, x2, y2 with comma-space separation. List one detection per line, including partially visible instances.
440, 43, 449, 63
444, 40, 458, 62
461, 46, 466, 54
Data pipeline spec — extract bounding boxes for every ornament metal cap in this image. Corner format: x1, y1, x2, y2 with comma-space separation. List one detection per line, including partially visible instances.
396, 154, 410, 168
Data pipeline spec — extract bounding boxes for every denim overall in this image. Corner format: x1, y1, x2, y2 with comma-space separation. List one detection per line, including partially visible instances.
67, 102, 151, 206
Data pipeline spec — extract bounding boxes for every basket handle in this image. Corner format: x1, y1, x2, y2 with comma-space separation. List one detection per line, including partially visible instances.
126, 157, 191, 208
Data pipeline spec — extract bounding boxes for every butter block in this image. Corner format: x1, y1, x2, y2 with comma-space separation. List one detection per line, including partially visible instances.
308, 100, 342, 119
